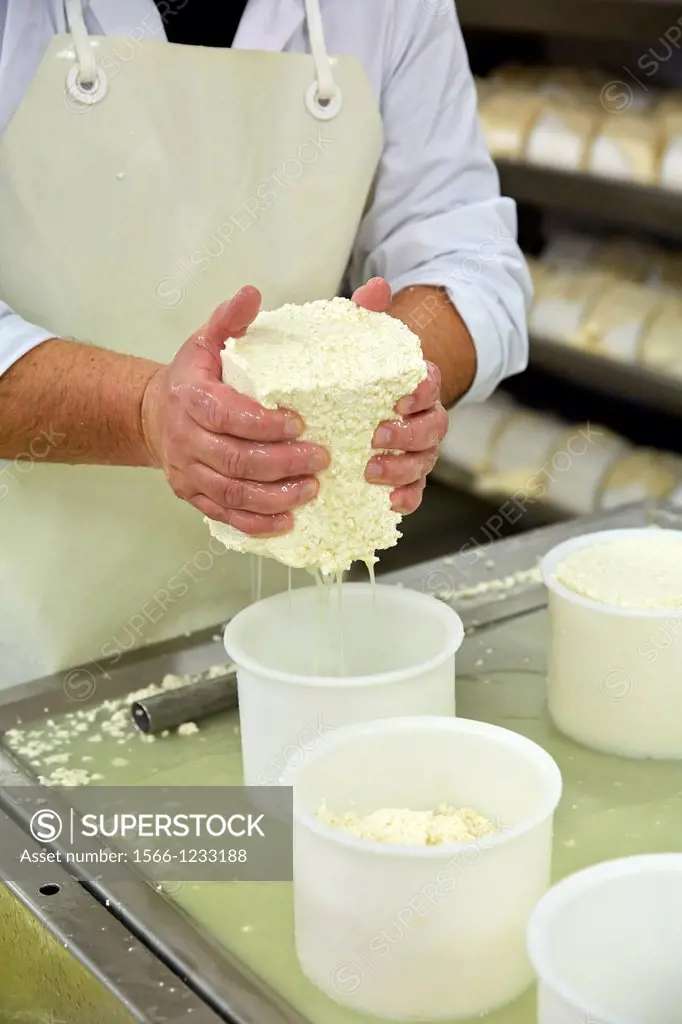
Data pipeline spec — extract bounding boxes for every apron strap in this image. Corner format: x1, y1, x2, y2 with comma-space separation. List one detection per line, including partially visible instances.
304, 0, 337, 104
63, 0, 341, 117
64, 0, 97, 87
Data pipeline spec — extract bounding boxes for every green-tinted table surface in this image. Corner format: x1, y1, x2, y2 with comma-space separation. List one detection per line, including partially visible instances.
5, 607, 682, 1024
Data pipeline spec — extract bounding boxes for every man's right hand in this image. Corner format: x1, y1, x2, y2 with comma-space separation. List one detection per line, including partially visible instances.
140, 286, 329, 536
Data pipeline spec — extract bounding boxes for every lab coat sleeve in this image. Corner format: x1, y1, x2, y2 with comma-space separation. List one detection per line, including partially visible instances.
348, 2, 532, 404
0, 301, 55, 377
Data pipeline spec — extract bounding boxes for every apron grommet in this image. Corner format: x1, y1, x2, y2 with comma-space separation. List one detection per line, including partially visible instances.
65, 64, 108, 107
305, 82, 343, 120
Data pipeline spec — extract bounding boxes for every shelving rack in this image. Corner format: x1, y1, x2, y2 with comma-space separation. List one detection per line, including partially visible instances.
458, 0, 682, 42
464, 0, 682, 424
430, 0, 682, 521
497, 161, 682, 238
529, 335, 682, 414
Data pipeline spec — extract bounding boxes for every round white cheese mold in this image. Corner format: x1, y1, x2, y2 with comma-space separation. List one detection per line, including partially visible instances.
599, 449, 681, 510
587, 113, 660, 186
472, 410, 567, 503
439, 393, 516, 474
543, 427, 629, 515
528, 266, 608, 347
528, 854, 682, 1024
223, 582, 463, 786
541, 528, 682, 759
525, 102, 599, 173
488, 410, 566, 479
286, 715, 562, 1021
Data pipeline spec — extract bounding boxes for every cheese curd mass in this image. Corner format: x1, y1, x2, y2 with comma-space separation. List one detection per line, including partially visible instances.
206, 298, 427, 575
555, 531, 682, 611
317, 799, 497, 845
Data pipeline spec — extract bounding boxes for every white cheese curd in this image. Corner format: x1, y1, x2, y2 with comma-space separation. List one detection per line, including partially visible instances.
317, 799, 497, 845
177, 722, 199, 736
207, 297, 427, 575
555, 532, 682, 610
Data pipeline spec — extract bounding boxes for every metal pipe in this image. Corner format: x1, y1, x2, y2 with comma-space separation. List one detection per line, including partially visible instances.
131, 669, 238, 735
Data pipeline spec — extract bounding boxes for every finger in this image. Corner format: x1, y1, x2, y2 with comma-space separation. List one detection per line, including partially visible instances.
351, 277, 392, 313
171, 466, 319, 515
395, 363, 441, 416
191, 494, 294, 536
373, 404, 448, 452
390, 479, 426, 515
366, 448, 438, 487
186, 380, 306, 441
191, 432, 330, 482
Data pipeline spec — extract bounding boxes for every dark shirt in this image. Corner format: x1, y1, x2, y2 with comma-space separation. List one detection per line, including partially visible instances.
153, 2, 249, 47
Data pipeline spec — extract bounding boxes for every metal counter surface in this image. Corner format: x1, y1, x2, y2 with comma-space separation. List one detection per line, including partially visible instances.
1, 501, 681, 1024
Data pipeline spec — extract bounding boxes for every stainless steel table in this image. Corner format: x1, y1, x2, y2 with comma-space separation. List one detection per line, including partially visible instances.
1, 500, 681, 1024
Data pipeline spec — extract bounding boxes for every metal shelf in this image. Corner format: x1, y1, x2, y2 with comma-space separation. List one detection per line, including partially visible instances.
458, 0, 682, 42
497, 161, 682, 237
530, 335, 682, 414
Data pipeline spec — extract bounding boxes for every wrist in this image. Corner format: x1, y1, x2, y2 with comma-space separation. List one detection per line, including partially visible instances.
390, 285, 477, 408
140, 366, 165, 469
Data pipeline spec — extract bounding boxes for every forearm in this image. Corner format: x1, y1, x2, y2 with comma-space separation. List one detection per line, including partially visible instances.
390, 285, 476, 408
0, 338, 161, 464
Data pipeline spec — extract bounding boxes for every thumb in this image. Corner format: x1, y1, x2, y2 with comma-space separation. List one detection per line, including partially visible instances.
197, 285, 262, 360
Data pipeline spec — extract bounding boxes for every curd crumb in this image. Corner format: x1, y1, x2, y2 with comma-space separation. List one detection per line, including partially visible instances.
317, 799, 496, 845
178, 722, 199, 736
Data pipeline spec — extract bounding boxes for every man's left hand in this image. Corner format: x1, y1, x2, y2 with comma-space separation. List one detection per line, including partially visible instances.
352, 278, 448, 515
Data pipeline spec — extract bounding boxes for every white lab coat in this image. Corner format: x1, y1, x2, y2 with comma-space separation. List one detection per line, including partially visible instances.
0, 0, 530, 401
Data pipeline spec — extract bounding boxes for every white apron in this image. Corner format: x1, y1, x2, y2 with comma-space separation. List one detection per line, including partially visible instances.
0, 0, 382, 687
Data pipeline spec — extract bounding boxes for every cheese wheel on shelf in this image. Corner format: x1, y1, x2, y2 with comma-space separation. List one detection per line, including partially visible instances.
656, 94, 682, 190
652, 251, 682, 293
654, 91, 682, 119
525, 255, 549, 294
539, 67, 609, 106
474, 76, 497, 105
488, 64, 548, 92
639, 294, 682, 377
600, 449, 681, 510
542, 231, 601, 268
593, 237, 660, 283
572, 282, 663, 361
440, 395, 517, 475
544, 427, 630, 515
526, 100, 602, 172
478, 91, 543, 160
529, 267, 609, 346
660, 131, 682, 191
661, 454, 682, 506
489, 411, 566, 476
587, 112, 661, 185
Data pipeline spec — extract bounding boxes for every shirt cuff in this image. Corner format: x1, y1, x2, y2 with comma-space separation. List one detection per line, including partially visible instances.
387, 270, 510, 406
442, 281, 507, 405
0, 311, 56, 378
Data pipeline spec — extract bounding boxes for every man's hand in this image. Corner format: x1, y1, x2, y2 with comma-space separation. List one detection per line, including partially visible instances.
352, 278, 448, 516
140, 286, 329, 536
